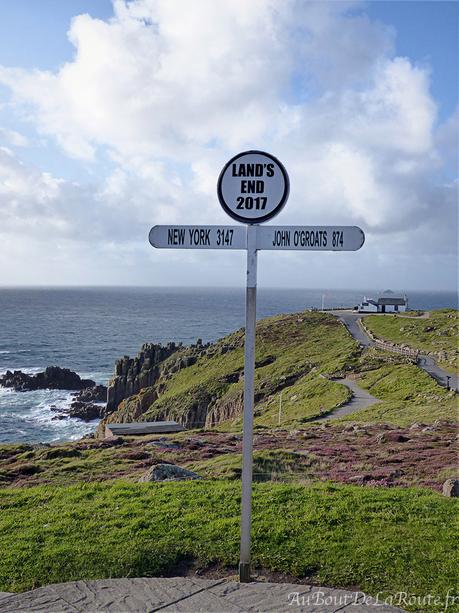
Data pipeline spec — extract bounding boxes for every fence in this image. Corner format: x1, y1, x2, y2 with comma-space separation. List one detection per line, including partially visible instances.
359, 319, 419, 360
373, 339, 419, 359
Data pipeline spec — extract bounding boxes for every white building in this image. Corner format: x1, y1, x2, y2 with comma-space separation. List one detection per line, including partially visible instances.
358, 295, 408, 313
357, 297, 378, 313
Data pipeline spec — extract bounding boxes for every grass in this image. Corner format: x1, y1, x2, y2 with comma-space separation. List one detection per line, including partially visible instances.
340, 362, 458, 426
112, 312, 360, 429
364, 310, 458, 373
0, 443, 145, 488
218, 374, 351, 431
0, 481, 457, 612
188, 449, 317, 481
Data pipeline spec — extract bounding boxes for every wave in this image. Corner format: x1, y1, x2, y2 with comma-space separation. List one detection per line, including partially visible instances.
0, 387, 100, 444
0, 366, 43, 376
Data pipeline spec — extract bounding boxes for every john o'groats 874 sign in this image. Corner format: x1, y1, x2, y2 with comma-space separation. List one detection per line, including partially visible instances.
217, 150, 290, 224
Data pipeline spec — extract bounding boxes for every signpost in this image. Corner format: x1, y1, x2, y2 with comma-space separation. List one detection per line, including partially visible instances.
149, 149, 365, 583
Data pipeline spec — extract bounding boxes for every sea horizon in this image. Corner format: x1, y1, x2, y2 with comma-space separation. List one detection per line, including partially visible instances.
0, 284, 457, 292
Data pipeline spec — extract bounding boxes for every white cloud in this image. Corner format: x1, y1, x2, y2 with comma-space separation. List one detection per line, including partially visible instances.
0, 128, 28, 147
0, 0, 456, 288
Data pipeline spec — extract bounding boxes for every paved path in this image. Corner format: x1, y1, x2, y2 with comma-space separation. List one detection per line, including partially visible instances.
331, 311, 373, 348
417, 354, 458, 392
330, 311, 458, 392
0, 578, 406, 612
314, 377, 379, 421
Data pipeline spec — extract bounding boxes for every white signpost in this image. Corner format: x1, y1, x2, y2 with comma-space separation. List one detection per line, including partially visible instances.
149, 150, 365, 583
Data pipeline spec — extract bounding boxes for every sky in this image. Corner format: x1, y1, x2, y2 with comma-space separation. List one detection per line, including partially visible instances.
0, 0, 457, 291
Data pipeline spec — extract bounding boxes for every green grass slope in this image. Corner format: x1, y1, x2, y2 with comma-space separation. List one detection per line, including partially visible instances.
112, 312, 358, 429
364, 310, 458, 373
340, 361, 458, 426
0, 481, 457, 612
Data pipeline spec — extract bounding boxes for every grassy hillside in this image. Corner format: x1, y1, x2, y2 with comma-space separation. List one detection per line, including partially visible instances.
340, 361, 458, 426
0, 481, 457, 612
108, 312, 359, 430
102, 311, 457, 432
364, 310, 458, 373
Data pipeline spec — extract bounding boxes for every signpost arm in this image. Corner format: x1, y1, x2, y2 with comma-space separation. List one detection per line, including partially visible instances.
239, 224, 258, 583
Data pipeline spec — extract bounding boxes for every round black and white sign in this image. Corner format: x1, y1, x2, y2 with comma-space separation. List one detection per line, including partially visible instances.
217, 150, 289, 224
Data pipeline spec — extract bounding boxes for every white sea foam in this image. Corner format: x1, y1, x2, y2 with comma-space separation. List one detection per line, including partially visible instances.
0, 366, 43, 376
0, 386, 100, 443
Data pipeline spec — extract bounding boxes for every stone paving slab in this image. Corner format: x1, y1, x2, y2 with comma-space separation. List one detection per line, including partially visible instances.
0, 578, 406, 612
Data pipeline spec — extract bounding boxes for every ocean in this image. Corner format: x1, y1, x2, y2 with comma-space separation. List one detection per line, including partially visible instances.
0, 287, 456, 444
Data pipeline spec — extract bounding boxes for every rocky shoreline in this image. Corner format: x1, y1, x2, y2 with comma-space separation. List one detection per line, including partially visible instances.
0, 339, 209, 427
0, 367, 96, 392
51, 385, 108, 421
0, 367, 108, 423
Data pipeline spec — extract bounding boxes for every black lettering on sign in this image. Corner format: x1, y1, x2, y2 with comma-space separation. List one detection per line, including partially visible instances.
168, 228, 185, 245
188, 229, 210, 246
231, 162, 275, 178
332, 231, 343, 248
216, 228, 234, 246
272, 230, 291, 247
240, 180, 265, 194
236, 196, 267, 210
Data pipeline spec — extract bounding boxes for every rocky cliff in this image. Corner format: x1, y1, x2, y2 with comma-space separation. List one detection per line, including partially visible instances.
106, 343, 180, 413
98, 312, 359, 437
100, 339, 212, 435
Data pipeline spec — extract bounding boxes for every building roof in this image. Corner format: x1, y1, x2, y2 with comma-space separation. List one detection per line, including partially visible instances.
377, 297, 407, 306
360, 298, 378, 306
106, 421, 185, 435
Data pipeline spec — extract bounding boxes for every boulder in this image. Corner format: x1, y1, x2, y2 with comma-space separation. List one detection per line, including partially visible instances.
65, 402, 103, 421
148, 439, 181, 450
52, 400, 104, 421
71, 385, 107, 403
0, 367, 95, 392
139, 463, 201, 482
376, 432, 409, 444
442, 479, 459, 497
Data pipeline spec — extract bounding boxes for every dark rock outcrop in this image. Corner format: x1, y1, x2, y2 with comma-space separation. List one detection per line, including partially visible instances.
106, 343, 179, 413
51, 401, 104, 422
0, 367, 95, 392
106, 341, 211, 415
71, 385, 107, 404
66, 402, 103, 421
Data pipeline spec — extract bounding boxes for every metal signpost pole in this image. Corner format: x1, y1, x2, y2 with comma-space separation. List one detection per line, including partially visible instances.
239, 224, 258, 583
